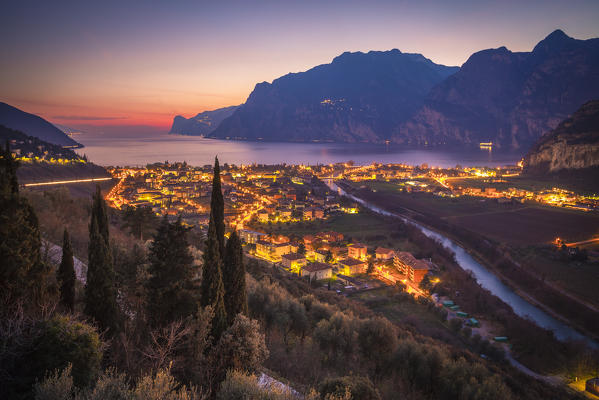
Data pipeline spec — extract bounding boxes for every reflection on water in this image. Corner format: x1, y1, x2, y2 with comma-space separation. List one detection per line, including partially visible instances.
76, 133, 523, 167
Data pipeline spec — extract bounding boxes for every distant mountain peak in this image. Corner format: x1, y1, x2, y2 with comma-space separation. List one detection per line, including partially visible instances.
532, 29, 576, 54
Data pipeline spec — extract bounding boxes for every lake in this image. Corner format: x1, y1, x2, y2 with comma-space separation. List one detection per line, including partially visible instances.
75, 132, 523, 167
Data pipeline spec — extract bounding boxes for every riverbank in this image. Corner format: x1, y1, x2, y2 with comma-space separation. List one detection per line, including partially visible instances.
337, 180, 599, 345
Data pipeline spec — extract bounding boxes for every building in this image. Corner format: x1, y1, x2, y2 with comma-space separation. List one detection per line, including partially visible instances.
347, 243, 368, 260
409, 260, 430, 285
338, 258, 367, 275
257, 210, 269, 223
281, 253, 307, 272
301, 262, 333, 281
587, 378, 599, 396
239, 229, 267, 244
393, 251, 418, 275
313, 249, 329, 263
393, 251, 431, 285
375, 247, 395, 260
256, 240, 291, 262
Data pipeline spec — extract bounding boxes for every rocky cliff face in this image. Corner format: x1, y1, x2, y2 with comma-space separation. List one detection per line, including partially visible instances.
523, 100, 599, 174
397, 30, 599, 149
210, 50, 458, 142
170, 105, 239, 136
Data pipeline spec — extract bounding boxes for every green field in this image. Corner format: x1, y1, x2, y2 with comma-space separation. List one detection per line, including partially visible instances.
350, 287, 460, 345
356, 181, 599, 244
510, 246, 599, 308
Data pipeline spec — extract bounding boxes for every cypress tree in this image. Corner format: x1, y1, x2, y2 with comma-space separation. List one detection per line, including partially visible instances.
222, 230, 248, 324
147, 216, 197, 327
200, 213, 227, 340
84, 187, 120, 334
57, 228, 76, 311
209, 156, 225, 257
0, 141, 51, 313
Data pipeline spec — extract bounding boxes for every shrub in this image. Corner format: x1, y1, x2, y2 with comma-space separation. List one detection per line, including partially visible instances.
319, 376, 380, 400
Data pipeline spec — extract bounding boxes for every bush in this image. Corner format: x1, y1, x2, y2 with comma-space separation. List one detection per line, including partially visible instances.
319, 376, 380, 400
217, 370, 295, 400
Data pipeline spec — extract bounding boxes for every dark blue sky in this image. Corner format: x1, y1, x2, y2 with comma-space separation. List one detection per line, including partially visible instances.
1, 0, 598, 130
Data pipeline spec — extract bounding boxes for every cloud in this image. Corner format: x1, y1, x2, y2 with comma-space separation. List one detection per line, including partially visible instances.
52, 115, 128, 121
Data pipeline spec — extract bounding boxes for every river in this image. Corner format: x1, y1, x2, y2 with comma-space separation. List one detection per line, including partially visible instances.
75, 132, 522, 167
326, 180, 597, 347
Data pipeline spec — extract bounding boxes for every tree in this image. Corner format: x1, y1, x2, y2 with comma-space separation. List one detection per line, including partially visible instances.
122, 205, 158, 241
200, 213, 227, 341
0, 141, 52, 313
84, 186, 120, 334
325, 250, 333, 263
6, 315, 102, 397
211, 314, 268, 388
210, 157, 225, 258
147, 216, 197, 327
297, 242, 306, 256
222, 231, 248, 324
57, 228, 76, 312
366, 257, 375, 275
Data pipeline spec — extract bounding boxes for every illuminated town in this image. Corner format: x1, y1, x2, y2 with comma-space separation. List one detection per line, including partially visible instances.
103, 160, 597, 299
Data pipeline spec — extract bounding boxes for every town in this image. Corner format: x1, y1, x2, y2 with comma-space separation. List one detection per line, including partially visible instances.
103, 160, 596, 300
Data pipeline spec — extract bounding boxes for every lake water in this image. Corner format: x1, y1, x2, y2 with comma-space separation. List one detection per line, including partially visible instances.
75, 132, 523, 167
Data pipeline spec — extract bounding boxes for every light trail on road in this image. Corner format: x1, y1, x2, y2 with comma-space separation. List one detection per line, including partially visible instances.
23, 177, 113, 187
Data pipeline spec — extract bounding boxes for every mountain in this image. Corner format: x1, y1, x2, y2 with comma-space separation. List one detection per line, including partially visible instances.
522, 100, 599, 175
397, 30, 599, 148
210, 50, 458, 142
0, 102, 81, 147
169, 105, 239, 136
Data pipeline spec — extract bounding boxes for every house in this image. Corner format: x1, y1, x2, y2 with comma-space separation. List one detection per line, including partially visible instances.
256, 240, 291, 262
375, 247, 395, 260
338, 258, 367, 276
281, 253, 307, 272
317, 231, 344, 243
301, 262, 332, 281
303, 208, 314, 220
313, 249, 329, 263
347, 243, 368, 260
257, 210, 269, 222
313, 208, 325, 219
239, 229, 267, 244
587, 378, 599, 396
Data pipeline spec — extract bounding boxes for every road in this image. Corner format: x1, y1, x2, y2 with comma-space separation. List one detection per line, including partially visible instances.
23, 177, 112, 187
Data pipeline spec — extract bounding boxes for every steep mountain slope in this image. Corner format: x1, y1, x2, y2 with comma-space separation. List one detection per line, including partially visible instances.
210, 50, 458, 142
169, 105, 239, 136
398, 30, 599, 148
0, 102, 81, 147
522, 100, 599, 175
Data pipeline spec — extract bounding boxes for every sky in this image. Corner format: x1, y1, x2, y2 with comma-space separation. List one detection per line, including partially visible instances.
1, 0, 599, 134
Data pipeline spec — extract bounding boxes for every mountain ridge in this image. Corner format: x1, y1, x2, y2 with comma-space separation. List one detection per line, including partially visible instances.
396, 30, 599, 148
210, 49, 459, 143
169, 105, 239, 136
0, 102, 81, 147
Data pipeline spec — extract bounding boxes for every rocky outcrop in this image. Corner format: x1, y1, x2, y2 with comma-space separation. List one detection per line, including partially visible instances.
170, 105, 239, 136
210, 50, 458, 142
397, 30, 599, 149
523, 100, 599, 174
